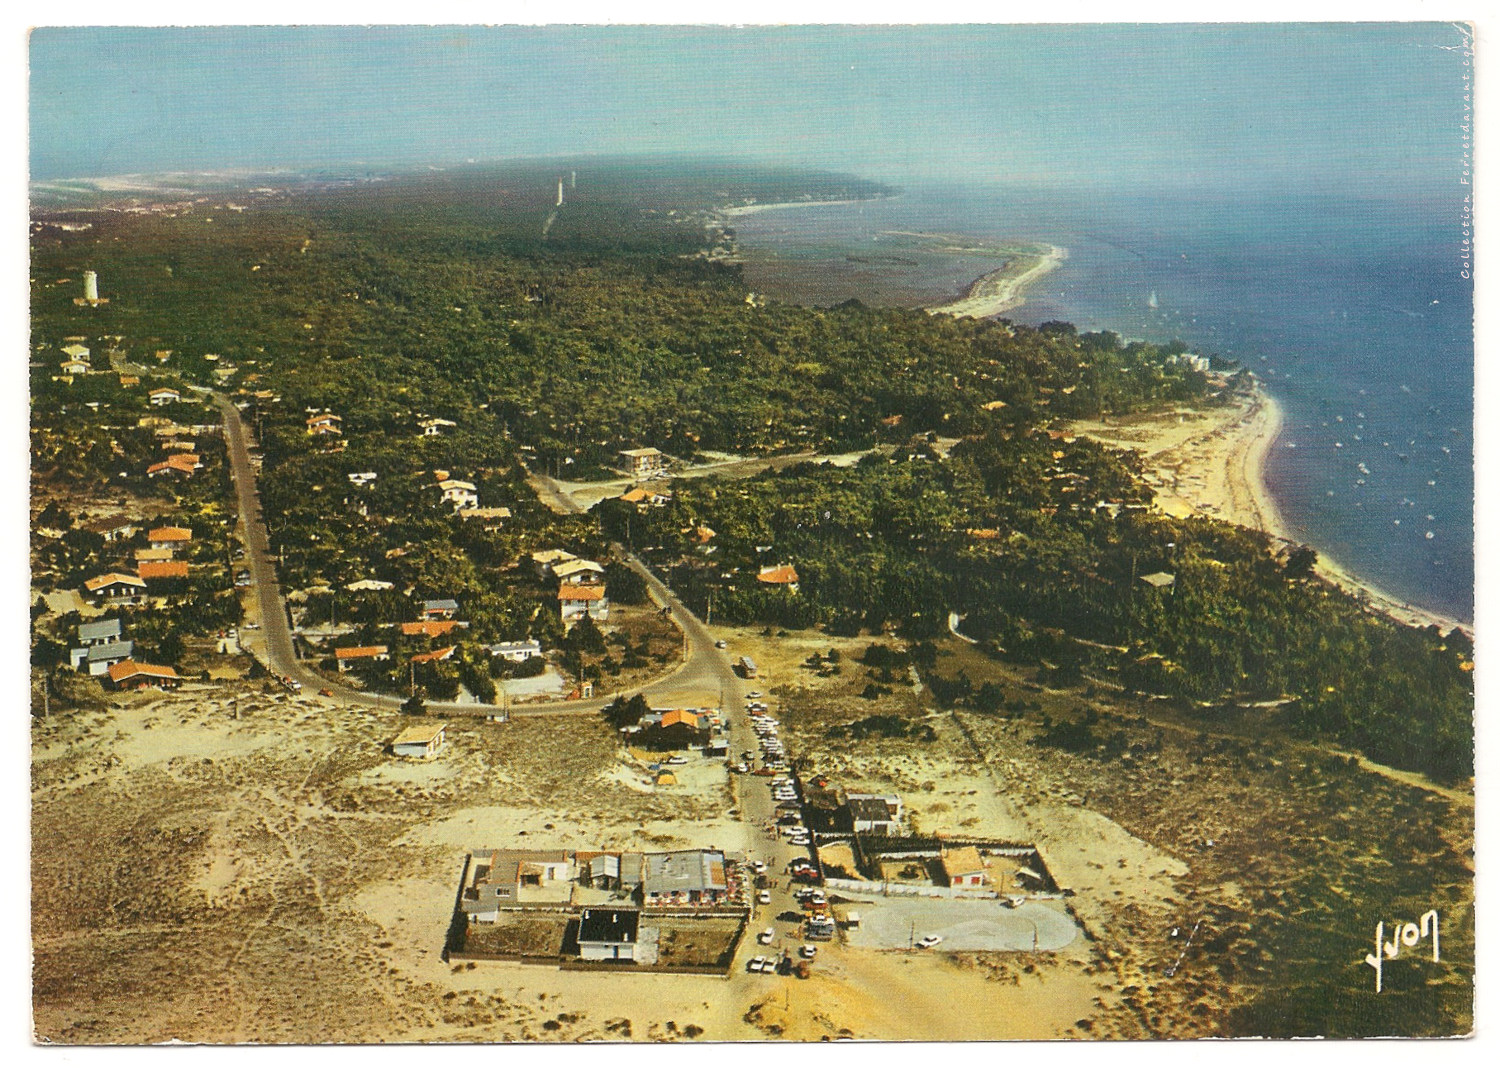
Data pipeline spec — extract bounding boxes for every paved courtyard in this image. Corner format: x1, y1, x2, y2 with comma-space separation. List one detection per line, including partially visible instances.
843, 897, 1080, 952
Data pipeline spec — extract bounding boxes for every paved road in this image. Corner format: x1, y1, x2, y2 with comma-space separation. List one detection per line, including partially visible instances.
216, 396, 738, 718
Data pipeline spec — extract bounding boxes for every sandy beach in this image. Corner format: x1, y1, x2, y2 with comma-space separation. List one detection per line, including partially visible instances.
925, 243, 1067, 318
1071, 388, 1470, 635
719, 197, 880, 218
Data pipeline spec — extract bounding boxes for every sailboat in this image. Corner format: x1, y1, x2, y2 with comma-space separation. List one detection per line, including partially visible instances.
1147, 290, 1159, 310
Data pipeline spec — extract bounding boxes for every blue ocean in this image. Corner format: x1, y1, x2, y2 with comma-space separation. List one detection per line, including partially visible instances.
732, 184, 1474, 625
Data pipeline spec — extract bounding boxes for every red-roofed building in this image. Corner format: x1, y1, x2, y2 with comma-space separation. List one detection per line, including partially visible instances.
559, 583, 609, 621
107, 660, 181, 690
138, 560, 190, 581
147, 455, 198, 478
335, 645, 390, 671
411, 646, 457, 665
756, 564, 800, 591
148, 526, 193, 549
400, 620, 458, 638
84, 572, 147, 605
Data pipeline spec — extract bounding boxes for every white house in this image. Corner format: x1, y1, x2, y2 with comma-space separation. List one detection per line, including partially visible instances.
559, 584, 609, 621
437, 479, 479, 510
552, 558, 606, 585
149, 388, 180, 407
489, 639, 543, 663
619, 447, 665, 481
392, 722, 446, 760
418, 417, 457, 436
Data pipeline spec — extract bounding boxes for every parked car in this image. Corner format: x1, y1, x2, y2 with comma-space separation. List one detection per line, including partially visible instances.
665, 755, 688, 765
917, 934, 945, 948
318, 688, 334, 697
758, 928, 775, 944
748, 956, 769, 973
789, 834, 811, 846
757, 890, 772, 905
800, 944, 818, 959
715, 639, 728, 649
746, 690, 763, 699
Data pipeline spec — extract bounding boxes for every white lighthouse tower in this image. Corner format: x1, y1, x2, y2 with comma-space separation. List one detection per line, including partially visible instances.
74, 270, 108, 307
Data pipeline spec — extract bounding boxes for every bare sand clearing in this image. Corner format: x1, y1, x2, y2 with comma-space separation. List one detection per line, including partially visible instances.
1071, 389, 1467, 634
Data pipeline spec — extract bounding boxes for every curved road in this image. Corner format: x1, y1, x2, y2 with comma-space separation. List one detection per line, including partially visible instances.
216, 396, 737, 717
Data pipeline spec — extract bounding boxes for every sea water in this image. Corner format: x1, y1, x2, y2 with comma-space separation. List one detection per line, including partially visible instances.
732, 183, 1474, 625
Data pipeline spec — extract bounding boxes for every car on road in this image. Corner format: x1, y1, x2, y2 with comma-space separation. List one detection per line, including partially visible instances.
917, 935, 945, 949
319, 688, 335, 697
758, 927, 775, 944
757, 890, 772, 905
746, 690, 763, 699
715, 639, 728, 649
800, 944, 818, 959
751, 860, 767, 874
732, 762, 750, 773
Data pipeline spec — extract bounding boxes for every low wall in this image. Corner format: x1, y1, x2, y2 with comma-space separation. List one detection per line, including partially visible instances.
824, 876, 1064, 903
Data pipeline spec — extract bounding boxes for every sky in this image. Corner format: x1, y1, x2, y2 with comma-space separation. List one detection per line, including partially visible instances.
28, 22, 1473, 194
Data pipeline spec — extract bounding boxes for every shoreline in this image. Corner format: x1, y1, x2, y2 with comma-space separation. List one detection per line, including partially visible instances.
1071, 389, 1470, 636
924, 244, 1067, 318
719, 195, 888, 218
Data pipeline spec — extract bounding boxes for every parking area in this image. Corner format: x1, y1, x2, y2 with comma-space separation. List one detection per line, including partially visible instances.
842, 897, 1081, 953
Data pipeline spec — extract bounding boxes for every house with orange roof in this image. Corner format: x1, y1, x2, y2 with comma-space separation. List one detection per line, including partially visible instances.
756, 564, 800, 592
400, 620, 458, 638
411, 646, 457, 665
559, 583, 609, 621
335, 645, 390, 672
84, 572, 147, 606
148, 387, 180, 406
148, 526, 193, 549
107, 660, 181, 690
138, 560, 189, 582
147, 455, 198, 478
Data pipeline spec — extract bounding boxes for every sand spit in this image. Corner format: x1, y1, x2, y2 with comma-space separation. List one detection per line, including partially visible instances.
926, 244, 1068, 318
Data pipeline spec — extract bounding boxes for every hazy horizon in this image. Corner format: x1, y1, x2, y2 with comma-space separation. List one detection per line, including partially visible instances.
30, 24, 1472, 198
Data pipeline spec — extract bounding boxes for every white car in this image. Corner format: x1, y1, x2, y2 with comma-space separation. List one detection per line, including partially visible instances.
917, 934, 944, 949
751, 861, 767, 874
756, 958, 777, 973
757, 890, 772, 905
758, 927, 775, 944
715, 639, 728, 649
789, 835, 811, 846
665, 755, 688, 765
799, 944, 817, 959
748, 955, 769, 972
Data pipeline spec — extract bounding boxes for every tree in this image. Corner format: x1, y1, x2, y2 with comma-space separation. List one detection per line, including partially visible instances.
603, 692, 650, 729
1285, 545, 1318, 578
401, 691, 427, 717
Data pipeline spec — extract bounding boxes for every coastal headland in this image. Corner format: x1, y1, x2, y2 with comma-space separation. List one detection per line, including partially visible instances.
1071, 390, 1470, 635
